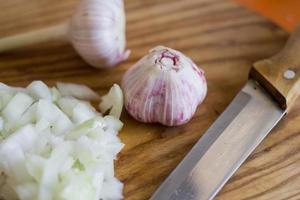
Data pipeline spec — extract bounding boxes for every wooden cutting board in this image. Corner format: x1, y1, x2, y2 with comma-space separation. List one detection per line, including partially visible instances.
1, 0, 300, 199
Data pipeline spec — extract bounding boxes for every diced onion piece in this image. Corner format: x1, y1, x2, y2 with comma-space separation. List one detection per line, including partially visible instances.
0, 83, 10, 91
0, 125, 37, 183
15, 182, 38, 200
104, 115, 123, 132
57, 97, 98, 124
36, 100, 73, 135
0, 83, 27, 94
0, 90, 14, 111
0, 117, 3, 132
99, 84, 123, 119
53, 114, 74, 136
14, 103, 38, 131
59, 170, 99, 200
51, 87, 61, 102
72, 102, 97, 124
99, 177, 123, 200
57, 97, 81, 117
59, 157, 75, 175
38, 143, 73, 200
2, 93, 34, 123
57, 97, 96, 124
66, 117, 105, 140
25, 155, 46, 183
27, 81, 52, 101
56, 82, 100, 101
35, 119, 51, 132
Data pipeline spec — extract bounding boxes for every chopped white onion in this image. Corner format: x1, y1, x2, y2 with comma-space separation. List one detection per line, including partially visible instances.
15, 103, 38, 130
36, 100, 73, 135
0, 117, 3, 132
104, 115, 124, 132
0, 125, 37, 183
27, 81, 52, 101
100, 177, 124, 200
56, 82, 101, 101
99, 84, 124, 118
0, 83, 27, 94
66, 117, 105, 140
15, 183, 38, 200
0, 83, 10, 91
0, 91, 14, 112
0, 81, 125, 200
50, 87, 61, 102
2, 93, 34, 123
57, 97, 81, 117
71, 102, 98, 124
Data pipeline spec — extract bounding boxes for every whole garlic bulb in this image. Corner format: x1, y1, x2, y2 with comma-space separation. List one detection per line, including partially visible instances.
69, 0, 130, 68
122, 46, 207, 126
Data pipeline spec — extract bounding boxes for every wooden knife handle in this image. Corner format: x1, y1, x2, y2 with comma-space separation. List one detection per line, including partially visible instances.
250, 25, 300, 111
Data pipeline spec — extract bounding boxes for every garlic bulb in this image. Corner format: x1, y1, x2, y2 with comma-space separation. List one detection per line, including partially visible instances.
69, 0, 130, 68
122, 46, 207, 126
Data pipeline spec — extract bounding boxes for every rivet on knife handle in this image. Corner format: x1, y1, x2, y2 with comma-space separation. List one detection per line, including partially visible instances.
250, 25, 300, 110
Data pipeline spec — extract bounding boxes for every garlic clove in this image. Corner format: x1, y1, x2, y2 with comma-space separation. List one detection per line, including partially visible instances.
69, 0, 130, 69
122, 46, 207, 126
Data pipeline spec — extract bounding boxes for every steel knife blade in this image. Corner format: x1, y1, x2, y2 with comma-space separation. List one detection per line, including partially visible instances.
150, 24, 300, 200
150, 80, 285, 200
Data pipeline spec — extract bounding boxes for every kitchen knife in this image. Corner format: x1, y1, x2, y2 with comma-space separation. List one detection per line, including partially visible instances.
150, 24, 300, 200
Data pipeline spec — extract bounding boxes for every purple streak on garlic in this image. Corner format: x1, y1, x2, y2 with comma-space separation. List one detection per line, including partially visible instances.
122, 46, 207, 126
69, 0, 130, 68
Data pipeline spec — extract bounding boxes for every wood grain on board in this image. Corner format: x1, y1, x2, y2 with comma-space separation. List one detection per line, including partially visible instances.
1, 0, 299, 199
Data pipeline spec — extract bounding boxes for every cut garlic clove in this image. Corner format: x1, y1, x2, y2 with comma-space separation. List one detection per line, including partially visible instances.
122, 46, 207, 126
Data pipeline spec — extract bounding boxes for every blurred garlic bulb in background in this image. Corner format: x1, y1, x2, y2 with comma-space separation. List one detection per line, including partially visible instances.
122, 46, 207, 126
69, 0, 130, 68
0, 0, 130, 69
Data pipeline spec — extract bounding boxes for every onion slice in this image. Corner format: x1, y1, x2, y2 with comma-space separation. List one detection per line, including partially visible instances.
56, 82, 100, 101
99, 84, 123, 119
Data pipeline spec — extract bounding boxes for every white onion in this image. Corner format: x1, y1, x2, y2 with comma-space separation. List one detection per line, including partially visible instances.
0, 117, 3, 132
104, 115, 123, 132
99, 84, 123, 118
2, 93, 34, 123
0, 81, 125, 200
71, 102, 98, 124
27, 81, 52, 101
0, 91, 14, 111
56, 82, 100, 101
66, 117, 105, 140
36, 100, 73, 135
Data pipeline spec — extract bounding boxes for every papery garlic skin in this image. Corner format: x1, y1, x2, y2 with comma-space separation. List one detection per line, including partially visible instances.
122, 46, 207, 126
69, 0, 130, 69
